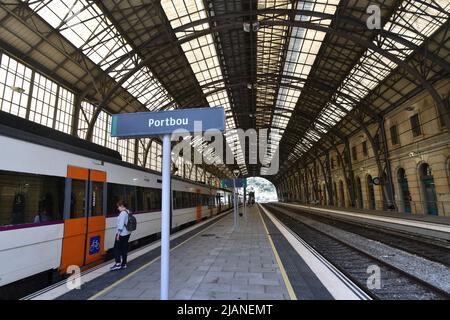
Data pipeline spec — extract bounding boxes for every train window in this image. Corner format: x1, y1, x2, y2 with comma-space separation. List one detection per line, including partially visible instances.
137, 187, 161, 212
208, 196, 215, 207
182, 192, 189, 208
172, 191, 177, 209
200, 194, 207, 206
71, 179, 87, 218
107, 183, 137, 215
152, 189, 161, 210
192, 193, 197, 207
90, 182, 103, 217
136, 187, 147, 212
0, 170, 64, 226
173, 191, 182, 209
192, 192, 197, 207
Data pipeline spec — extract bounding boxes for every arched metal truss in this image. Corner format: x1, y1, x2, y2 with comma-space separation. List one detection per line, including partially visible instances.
0, 0, 449, 184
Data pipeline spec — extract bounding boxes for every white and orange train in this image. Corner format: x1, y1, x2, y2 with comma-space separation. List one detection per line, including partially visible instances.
0, 111, 233, 297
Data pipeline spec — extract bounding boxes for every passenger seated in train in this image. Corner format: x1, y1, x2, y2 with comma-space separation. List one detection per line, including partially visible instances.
33, 208, 49, 223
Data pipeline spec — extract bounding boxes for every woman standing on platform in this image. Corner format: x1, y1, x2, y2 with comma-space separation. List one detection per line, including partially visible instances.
110, 200, 131, 271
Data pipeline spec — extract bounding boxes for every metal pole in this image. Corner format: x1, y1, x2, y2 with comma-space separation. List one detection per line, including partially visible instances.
236, 187, 239, 229
233, 178, 237, 230
160, 134, 171, 300
244, 185, 247, 223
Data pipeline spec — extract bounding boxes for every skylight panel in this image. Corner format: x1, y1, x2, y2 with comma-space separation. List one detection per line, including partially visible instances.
283, 0, 449, 165
162, 0, 245, 173
261, 0, 339, 174
26, 0, 177, 112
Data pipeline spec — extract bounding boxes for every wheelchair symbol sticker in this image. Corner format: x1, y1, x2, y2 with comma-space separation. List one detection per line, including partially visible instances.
89, 235, 101, 255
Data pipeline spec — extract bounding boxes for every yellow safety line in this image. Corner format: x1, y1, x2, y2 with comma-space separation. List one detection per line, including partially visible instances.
257, 205, 297, 300
88, 213, 229, 300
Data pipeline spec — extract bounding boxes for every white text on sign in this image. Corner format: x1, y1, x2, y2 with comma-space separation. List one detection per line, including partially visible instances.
148, 117, 188, 127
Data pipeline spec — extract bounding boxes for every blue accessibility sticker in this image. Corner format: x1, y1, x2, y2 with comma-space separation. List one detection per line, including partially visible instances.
89, 235, 101, 255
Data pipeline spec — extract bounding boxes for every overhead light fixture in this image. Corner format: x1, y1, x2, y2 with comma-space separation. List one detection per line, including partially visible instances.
10, 86, 25, 94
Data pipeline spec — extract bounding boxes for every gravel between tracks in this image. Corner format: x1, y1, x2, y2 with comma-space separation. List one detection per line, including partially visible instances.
275, 207, 450, 294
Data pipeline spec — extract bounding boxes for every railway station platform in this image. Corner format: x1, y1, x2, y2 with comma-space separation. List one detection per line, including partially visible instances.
26, 205, 370, 300
89, 206, 293, 300
21, 202, 450, 300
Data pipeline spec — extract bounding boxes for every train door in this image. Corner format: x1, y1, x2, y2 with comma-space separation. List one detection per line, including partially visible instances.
60, 166, 106, 272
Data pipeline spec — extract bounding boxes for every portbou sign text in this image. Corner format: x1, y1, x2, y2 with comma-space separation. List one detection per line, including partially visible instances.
111, 107, 225, 138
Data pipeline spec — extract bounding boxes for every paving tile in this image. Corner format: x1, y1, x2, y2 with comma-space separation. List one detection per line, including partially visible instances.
197, 283, 232, 293
104, 288, 145, 298
173, 289, 196, 300
231, 284, 265, 294
234, 272, 264, 279
249, 277, 281, 286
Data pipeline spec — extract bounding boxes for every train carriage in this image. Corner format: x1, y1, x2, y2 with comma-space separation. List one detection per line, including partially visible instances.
0, 112, 232, 296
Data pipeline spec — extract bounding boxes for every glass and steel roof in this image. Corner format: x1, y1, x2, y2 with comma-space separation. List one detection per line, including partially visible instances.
2, 0, 448, 180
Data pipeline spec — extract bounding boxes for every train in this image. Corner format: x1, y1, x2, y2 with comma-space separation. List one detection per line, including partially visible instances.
0, 111, 234, 298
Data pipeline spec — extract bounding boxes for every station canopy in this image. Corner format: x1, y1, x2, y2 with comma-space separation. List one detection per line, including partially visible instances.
1, 0, 449, 181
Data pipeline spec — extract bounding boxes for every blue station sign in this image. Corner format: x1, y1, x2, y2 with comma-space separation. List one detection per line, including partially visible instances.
221, 178, 247, 188
111, 107, 225, 138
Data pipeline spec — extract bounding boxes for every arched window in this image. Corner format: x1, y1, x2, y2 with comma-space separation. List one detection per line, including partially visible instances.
367, 175, 376, 210
397, 168, 411, 213
356, 176, 363, 209
419, 163, 438, 215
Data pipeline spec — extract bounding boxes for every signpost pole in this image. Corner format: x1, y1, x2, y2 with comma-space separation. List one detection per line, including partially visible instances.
111, 107, 225, 301
233, 178, 237, 230
160, 134, 171, 300
244, 185, 247, 223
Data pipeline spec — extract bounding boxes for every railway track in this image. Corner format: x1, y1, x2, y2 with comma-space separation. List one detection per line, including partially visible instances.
262, 204, 450, 300
272, 204, 450, 267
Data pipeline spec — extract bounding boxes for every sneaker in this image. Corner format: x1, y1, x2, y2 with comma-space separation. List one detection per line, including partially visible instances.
110, 263, 121, 271
121, 264, 127, 270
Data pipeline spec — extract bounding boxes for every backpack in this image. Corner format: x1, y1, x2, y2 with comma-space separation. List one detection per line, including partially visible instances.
124, 210, 137, 232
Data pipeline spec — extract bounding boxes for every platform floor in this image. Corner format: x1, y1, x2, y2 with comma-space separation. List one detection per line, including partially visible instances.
92, 207, 292, 300
286, 202, 450, 225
